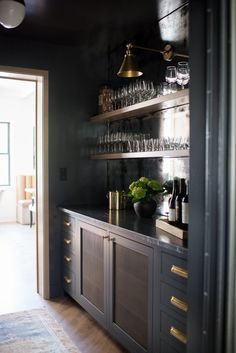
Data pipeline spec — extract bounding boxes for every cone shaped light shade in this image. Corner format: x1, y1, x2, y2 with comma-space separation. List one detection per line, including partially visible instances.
117, 51, 143, 78
0, 0, 25, 28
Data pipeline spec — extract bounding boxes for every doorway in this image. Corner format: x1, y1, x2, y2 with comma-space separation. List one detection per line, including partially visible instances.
0, 66, 49, 303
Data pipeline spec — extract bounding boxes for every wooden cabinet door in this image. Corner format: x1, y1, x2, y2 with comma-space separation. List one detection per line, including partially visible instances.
77, 221, 109, 327
108, 233, 154, 353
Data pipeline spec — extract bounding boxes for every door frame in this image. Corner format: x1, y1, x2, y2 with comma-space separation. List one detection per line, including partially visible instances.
0, 65, 50, 299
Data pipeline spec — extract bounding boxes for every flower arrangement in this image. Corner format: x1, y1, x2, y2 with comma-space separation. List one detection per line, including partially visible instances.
128, 176, 164, 204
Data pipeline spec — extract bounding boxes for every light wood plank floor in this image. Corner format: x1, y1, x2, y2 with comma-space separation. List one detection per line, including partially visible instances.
0, 222, 127, 353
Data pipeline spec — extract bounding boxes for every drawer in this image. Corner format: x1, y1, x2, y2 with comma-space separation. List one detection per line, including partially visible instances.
160, 281, 187, 317
160, 339, 185, 353
160, 311, 187, 351
62, 267, 75, 298
61, 213, 75, 233
161, 252, 188, 287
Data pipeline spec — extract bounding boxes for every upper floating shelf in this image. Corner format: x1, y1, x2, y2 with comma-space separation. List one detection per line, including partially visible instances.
90, 89, 189, 124
91, 150, 189, 160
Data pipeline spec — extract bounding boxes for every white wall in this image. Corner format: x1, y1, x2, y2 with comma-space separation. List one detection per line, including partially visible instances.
0, 89, 35, 222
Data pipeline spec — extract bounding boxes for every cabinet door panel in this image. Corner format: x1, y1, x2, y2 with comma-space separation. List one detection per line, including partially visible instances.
77, 221, 108, 327
109, 235, 153, 353
81, 228, 104, 312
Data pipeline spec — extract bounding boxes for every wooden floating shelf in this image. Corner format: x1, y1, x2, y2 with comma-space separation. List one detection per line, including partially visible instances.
90, 89, 189, 124
91, 150, 189, 160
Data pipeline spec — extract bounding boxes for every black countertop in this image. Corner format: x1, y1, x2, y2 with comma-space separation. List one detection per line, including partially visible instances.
59, 205, 188, 256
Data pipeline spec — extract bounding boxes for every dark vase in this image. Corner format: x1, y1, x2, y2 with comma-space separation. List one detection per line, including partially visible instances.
133, 199, 157, 218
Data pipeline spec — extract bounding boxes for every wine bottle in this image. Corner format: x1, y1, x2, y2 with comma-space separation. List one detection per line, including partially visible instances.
168, 178, 179, 225
175, 178, 186, 227
182, 180, 189, 230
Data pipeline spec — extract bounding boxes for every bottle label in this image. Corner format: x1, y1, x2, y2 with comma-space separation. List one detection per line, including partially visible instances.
182, 203, 189, 224
169, 208, 176, 222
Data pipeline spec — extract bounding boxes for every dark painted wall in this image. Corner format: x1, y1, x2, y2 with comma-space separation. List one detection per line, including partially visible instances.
0, 0, 189, 297
0, 35, 108, 296
100, 2, 189, 196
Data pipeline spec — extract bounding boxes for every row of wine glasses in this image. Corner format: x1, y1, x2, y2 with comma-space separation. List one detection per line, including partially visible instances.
94, 133, 189, 154
165, 62, 190, 89
110, 80, 155, 111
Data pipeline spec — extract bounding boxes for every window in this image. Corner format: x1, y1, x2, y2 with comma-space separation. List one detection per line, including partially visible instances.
0, 122, 10, 186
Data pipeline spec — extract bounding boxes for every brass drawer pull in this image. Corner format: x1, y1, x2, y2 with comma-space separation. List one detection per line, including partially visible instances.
64, 255, 72, 262
63, 238, 72, 245
64, 276, 72, 284
171, 265, 188, 279
170, 326, 187, 344
170, 296, 188, 312
103, 235, 109, 239
63, 221, 71, 227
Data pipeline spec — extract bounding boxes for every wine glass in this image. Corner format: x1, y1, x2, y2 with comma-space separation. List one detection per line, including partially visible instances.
177, 62, 190, 89
165, 66, 177, 84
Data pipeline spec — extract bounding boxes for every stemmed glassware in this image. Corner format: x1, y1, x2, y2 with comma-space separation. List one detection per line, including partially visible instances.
165, 66, 177, 84
176, 62, 190, 89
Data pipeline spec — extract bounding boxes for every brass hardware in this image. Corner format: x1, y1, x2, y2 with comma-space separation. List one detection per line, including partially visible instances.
63, 238, 72, 245
103, 235, 109, 239
64, 276, 72, 284
63, 220, 71, 227
117, 42, 189, 78
170, 296, 188, 312
170, 326, 187, 344
171, 265, 188, 279
64, 255, 72, 262
108, 236, 115, 241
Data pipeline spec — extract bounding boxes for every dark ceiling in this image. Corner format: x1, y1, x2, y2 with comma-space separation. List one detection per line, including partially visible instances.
0, 0, 158, 46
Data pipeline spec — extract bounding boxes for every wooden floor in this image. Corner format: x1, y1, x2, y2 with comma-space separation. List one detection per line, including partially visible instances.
0, 222, 127, 353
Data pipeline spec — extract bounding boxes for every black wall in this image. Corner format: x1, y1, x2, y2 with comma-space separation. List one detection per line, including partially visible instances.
0, 0, 189, 297
0, 35, 109, 295
98, 1, 189, 195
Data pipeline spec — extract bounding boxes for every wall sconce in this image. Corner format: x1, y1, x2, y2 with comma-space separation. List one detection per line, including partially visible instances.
0, 0, 25, 29
117, 43, 189, 78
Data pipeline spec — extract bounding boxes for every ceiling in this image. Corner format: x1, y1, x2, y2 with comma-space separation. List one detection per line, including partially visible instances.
0, 0, 158, 45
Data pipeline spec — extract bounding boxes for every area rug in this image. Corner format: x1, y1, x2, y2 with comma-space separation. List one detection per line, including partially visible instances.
0, 308, 80, 353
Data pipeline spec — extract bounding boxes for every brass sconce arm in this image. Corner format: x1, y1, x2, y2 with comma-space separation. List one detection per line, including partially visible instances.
117, 42, 189, 78
130, 43, 189, 61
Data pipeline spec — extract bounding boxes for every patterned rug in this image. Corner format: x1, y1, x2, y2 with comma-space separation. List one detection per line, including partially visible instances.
0, 308, 80, 353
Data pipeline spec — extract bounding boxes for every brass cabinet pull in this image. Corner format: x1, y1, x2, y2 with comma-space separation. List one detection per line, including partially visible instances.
103, 235, 109, 239
170, 296, 188, 312
171, 265, 188, 279
63, 238, 71, 245
64, 255, 72, 262
170, 326, 187, 344
108, 236, 115, 241
63, 221, 71, 227
64, 276, 72, 284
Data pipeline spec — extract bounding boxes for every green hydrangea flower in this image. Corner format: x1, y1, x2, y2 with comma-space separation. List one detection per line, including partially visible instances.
131, 186, 146, 200
128, 176, 164, 203
148, 179, 162, 192
129, 181, 137, 191
139, 177, 149, 184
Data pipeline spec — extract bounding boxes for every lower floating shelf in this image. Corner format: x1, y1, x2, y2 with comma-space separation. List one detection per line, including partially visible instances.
91, 150, 189, 160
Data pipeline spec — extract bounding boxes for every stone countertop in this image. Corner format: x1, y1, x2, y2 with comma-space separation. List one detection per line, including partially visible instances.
59, 205, 188, 256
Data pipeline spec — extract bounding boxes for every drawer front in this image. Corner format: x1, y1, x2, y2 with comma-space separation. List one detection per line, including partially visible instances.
160, 339, 185, 353
61, 213, 75, 234
161, 252, 188, 286
160, 282, 187, 317
62, 267, 75, 297
160, 311, 187, 350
